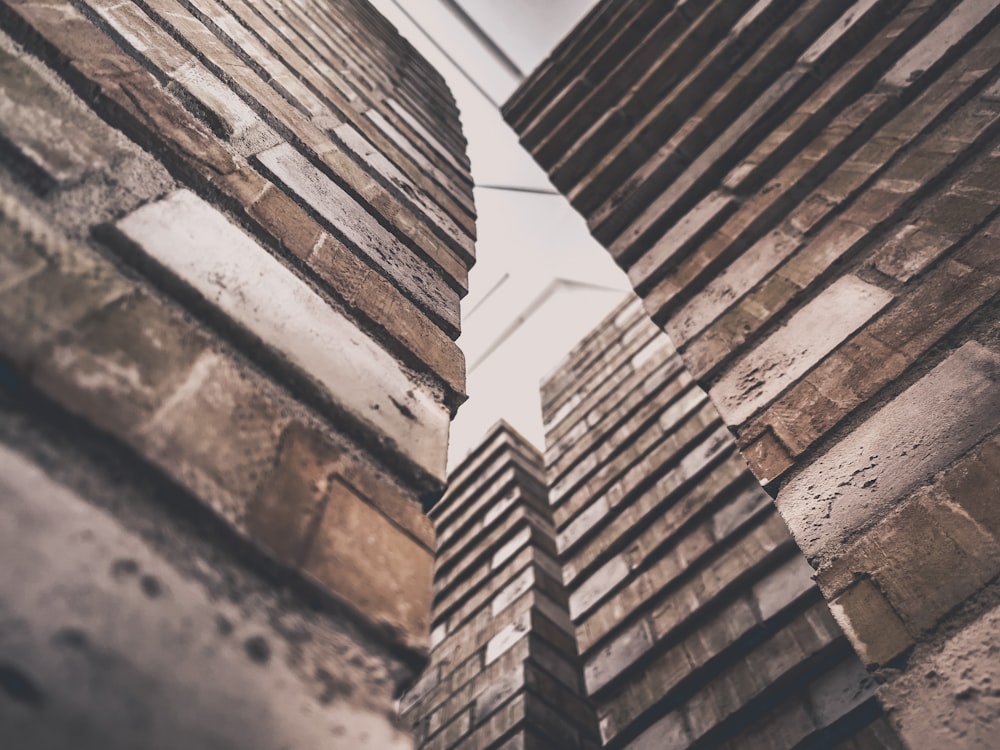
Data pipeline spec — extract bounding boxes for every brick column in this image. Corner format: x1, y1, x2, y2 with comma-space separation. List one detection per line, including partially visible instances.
542, 296, 901, 750
505, 1, 1000, 746
403, 422, 601, 750
0, 0, 474, 745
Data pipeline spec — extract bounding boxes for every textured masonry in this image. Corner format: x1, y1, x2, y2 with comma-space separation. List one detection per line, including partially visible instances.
505, 1, 1000, 746
403, 422, 601, 750
541, 297, 901, 750
0, 0, 474, 745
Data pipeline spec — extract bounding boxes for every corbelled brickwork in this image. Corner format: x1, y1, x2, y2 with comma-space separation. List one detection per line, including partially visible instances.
506, 1, 1000, 746
542, 296, 901, 750
403, 422, 600, 750
0, 0, 474, 745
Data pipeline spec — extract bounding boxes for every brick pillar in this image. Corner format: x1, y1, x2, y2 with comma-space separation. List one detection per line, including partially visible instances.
505, 2, 1000, 746
403, 422, 601, 750
0, 0, 473, 745
541, 296, 901, 750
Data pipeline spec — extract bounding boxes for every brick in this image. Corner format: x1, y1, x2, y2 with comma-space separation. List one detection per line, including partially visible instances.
882, 0, 1000, 88
473, 668, 524, 725
570, 555, 630, 620
244, 422, 343, 564
598, 642, 693, 743
303, 477, 433, 647
940, 434, 1000, 535
138, 355, 287, 525
491, 526, 534, 571
492, 567, 537, 616
664, 227, 802, 347
255, 143, 460, 330
839, 488, 1000, 634
485, 611, 532, 665
622, 711, 689, 750
777, 341, 1000, 560
752, 553, 817, 621
34, 292, 208, 439
808, 655, 878, 728
741, 427, 795, 483
682, 596, 758, 667
0, 215, 131, 367
0, 44, 115, 189
332, 122, 474, 257
712, 482, 772, 539
558, 497, 611, 554
828, 578, 913, 666
710, 275, 893, 427
871, 223, 954, 282
584, 618, 653, 694
109, 189, 449, 481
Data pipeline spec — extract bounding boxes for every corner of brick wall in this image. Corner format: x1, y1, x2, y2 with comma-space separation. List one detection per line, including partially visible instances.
0, 0, 475, 744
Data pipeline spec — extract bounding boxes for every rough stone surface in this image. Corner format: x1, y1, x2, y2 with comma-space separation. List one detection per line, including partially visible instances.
883, 596, 1000, 750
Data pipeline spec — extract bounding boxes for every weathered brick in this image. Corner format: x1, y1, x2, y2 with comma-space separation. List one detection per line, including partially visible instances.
304, 477, 433, 648
0, 44, 115, 189
828, 578, 913, 667
34, 292, 208, 439
710, 275, 893, 427
584, 618, 654, 694
777, 341, 1000, 561
752, 553, 817, 621
110, 189, 449, 481
255, 143, 460, 329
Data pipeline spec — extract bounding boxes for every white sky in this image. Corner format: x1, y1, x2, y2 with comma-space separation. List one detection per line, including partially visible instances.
365, 0, 630, 467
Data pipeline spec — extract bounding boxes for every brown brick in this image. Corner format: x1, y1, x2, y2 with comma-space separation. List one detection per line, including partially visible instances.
139, 355, 288, 524
33, 292, 208, 438
245, 422, 339, 564
304, 477, 433, 647
0, 235, 132, 368
0, 43, 116, 189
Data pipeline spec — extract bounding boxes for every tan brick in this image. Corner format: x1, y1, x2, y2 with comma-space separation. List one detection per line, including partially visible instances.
304, 477, 433, 647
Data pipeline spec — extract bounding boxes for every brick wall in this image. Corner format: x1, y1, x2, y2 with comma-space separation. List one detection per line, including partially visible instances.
542, 296, 901, 750
403, 422, 600, 750
0, 0, 474, 745
506, 2, 1000, 746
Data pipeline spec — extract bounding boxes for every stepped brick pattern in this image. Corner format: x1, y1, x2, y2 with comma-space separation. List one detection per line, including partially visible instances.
0, 0, 474, 745
540, 296, 901, 750
506, 1, 1000, 746
402, 422, 601, 750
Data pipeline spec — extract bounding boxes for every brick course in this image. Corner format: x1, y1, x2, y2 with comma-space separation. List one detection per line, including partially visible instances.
0, 0, 474, 744
506, 2, 1000, 744
404, 422, 600, 750
538, 298, 898, 749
